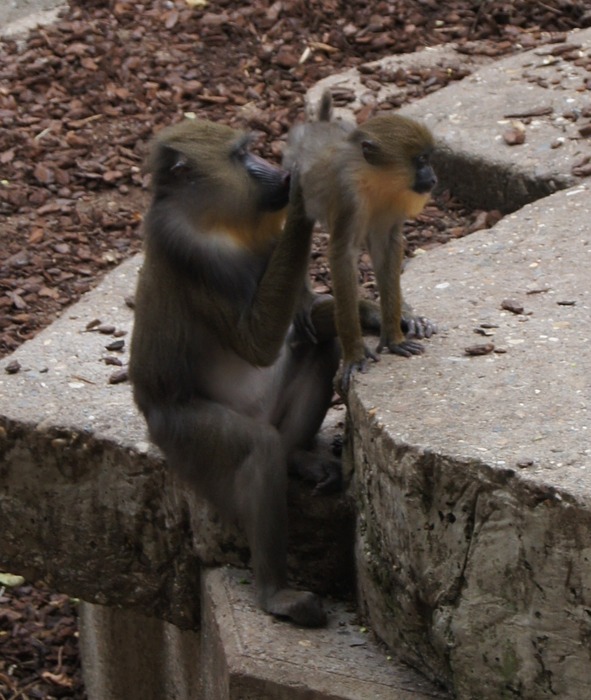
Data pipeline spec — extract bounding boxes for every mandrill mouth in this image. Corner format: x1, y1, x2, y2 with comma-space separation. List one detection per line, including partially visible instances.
414, 181, 435, 194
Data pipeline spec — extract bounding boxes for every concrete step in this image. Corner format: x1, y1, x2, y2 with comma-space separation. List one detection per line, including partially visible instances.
201, 567, 450, 700
349, 181, 591, 699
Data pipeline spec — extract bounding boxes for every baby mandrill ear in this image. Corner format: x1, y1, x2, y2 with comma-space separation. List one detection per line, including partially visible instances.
361, 139, 385, 166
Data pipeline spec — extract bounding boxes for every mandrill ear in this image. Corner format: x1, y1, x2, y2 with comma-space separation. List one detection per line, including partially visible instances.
360, 139, 386, 166
147, 144, 193, 184
170, 153, 192, 176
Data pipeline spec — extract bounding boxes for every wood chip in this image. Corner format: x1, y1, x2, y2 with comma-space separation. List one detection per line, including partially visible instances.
501, 299, 524, 314
464, 343, 495, 356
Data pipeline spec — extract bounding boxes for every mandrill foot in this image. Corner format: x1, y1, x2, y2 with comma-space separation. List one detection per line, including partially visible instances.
262, 588, 327, 627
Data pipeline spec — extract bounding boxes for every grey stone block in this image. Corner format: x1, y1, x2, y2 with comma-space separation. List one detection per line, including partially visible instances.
350, 183, 591, 698
79, 602, 202, 700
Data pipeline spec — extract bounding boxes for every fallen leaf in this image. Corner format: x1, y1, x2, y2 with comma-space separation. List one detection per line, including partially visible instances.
33, 164, 55, 184
0, 573, 25, 587
28, 227, 45, 244
163, 10, 179, 29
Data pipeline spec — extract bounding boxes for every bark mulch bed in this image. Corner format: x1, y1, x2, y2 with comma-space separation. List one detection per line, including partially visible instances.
0, 1, 589, 697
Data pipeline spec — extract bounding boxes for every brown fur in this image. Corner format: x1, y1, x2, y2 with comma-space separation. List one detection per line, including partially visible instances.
130, 118, 342, 627
284, 92, 437, 394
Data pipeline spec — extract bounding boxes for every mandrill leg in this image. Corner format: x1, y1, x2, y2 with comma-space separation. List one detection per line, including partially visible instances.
144, 397, 326, 627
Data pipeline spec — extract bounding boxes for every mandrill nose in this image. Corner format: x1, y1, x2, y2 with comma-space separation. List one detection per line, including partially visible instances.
415, 169, 437, 194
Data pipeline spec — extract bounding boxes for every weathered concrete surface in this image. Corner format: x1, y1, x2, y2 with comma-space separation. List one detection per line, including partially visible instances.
0, 0, 65, 37
79, 602, 202, 700
0, 255, 354, 627
309, 27, 591, 212
350, 182, 591, 699
201, 567, 449, 700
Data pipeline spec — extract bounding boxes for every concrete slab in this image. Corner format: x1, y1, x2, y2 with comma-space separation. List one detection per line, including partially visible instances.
0, 257, 202, 628
201, 567, 449, 700
79, 602, 202, 700
0, 0, 65, 37
349, 182, 591, 699
309, 28, 591, 212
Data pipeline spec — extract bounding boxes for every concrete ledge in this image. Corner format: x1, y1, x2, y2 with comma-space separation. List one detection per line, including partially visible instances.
201, 567, 449, 700
350, 183, 591, 698
78, 568, 449, 700
0, 0, 65, 38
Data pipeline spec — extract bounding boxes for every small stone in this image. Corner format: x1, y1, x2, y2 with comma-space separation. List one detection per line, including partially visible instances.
108, 369, 129, 384
464, 343, 495, 356
105, 339, 125, 352
503, 126, 526, 145
501, 299, 524, 314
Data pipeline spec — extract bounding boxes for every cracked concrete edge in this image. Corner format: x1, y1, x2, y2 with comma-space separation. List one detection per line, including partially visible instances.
0, 411, 205, 628
350, 415, 591, 699
345, 180, 591, 699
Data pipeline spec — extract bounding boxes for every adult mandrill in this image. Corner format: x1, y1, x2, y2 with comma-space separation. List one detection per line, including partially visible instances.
129, 118, 340, 627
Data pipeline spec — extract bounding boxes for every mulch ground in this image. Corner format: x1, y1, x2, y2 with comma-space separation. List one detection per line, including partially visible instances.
0, 1, 589, 697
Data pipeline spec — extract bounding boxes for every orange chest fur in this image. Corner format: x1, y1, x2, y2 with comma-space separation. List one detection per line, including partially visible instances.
356, 169, 429, 220
200, 210, 286, 252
